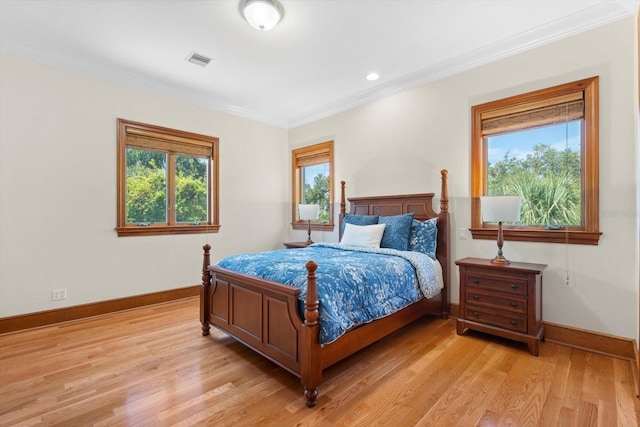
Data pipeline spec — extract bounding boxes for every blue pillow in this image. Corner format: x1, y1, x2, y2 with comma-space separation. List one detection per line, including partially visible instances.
378, 213, 414, 251
341, 214, 379, 236
408, 217, 438, 259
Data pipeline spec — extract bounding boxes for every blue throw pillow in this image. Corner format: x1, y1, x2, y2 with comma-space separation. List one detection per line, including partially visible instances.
408, 217, 438, 259
378, 213, 414, 251
341, 214, 379, 236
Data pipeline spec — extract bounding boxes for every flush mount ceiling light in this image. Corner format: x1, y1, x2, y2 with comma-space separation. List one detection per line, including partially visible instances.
240, 0, 284, 31
366, 72, 380, 81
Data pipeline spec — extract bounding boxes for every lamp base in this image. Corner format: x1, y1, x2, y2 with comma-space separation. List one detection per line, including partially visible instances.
491, 221, 510, 265
490, 255, 511, 265
305, 219, 314, 245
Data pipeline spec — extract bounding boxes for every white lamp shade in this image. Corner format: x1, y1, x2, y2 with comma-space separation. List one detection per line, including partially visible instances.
299, 204, 320, 221
242, 0, 282, 31
481, 196, 522, 223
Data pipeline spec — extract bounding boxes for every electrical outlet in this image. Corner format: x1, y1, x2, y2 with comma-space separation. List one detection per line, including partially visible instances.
52, 289, 67, 301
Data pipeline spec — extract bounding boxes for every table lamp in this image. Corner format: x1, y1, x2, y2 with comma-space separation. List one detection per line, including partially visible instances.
298, 204, 320, 244
481, 195, 522, 264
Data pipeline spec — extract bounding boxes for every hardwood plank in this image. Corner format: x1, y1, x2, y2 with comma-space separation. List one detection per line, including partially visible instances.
538, 343, 573, 425
1, 297, 638, 427
596, 376, 618, 427
563, 350, 587, 412
613, 358, 640, 426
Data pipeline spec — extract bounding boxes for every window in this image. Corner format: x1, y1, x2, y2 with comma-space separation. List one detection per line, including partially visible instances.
291, 141, 334, 231
470, 77, 601, 245
116, 119, 220, 237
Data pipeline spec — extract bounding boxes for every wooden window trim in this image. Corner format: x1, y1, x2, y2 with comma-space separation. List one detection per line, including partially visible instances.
116, 119, 220, 237
291, 140, 334, 232
470, 77, 601, 245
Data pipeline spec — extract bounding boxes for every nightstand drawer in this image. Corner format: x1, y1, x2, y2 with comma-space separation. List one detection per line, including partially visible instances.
465, 289, 526, 314
465, 274, 527, 296
465, 307, 527, 333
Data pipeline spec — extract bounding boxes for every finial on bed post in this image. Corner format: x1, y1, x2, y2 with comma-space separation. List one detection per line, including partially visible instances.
201, 244, 212, 336
440, 169, 449, 213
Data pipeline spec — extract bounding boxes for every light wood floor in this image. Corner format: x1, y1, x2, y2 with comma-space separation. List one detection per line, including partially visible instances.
0, 298, 638, 426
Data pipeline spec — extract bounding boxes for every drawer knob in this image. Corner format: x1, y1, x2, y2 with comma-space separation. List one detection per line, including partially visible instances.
510, 302, 518, 307
510, 284, 518, 289
472, 311, 479, 317
473, 278, 480, 284
510, 320, 517, 326
473, 295, 480, 300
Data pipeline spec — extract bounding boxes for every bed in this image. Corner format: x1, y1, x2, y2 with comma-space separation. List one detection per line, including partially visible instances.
200, 169, 450, 407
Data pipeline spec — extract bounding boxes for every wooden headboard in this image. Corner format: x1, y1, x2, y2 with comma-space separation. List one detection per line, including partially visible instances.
337, 170, 450, 299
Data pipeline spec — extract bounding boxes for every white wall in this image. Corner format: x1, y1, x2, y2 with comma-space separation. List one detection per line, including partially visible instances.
0, 54, 289, 317
289, 18, 639, 341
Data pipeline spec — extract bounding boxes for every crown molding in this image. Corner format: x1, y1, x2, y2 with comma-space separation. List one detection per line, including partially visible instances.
287, 1, 635, 128
2, 0, 635, 130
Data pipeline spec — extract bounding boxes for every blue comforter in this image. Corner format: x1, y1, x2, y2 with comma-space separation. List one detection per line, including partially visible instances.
216, 243, 442, 344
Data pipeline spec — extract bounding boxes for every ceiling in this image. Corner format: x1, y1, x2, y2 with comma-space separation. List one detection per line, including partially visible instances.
0, 0, 637, 129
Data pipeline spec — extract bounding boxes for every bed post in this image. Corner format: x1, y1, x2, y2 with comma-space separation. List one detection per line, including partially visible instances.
338, 180, 346, 241
301, 260, 321, 407
439, 169, 450, 319
440, 169, 449, 214
201, 244, 212, 336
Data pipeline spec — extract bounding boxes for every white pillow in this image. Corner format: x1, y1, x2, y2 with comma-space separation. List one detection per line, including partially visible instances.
340, 223, 386, 248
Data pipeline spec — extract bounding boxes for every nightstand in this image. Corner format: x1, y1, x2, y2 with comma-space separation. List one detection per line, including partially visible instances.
283, 241, 312, 249
456, 257, 546, 356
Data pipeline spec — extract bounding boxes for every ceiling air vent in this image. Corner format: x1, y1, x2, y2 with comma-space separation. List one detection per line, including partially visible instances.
186, 52, 212, 67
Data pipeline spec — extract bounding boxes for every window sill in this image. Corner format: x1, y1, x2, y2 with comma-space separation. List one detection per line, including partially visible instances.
116, 224, 221, 237
470, 227, 602, 245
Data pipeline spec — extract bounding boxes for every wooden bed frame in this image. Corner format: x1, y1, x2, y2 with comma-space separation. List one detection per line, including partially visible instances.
200, 169, 450, 407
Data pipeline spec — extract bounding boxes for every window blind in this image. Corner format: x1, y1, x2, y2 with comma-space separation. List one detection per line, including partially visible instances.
125, 126, 213, 158
295, 149, 330, 167
481, 92, 584, 136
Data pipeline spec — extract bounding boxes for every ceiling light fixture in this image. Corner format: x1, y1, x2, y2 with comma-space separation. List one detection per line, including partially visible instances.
366, 72, 380, 81
240, 0, 284, 31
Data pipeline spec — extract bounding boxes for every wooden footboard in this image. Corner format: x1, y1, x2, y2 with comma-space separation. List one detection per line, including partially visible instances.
201, 245, 323, 406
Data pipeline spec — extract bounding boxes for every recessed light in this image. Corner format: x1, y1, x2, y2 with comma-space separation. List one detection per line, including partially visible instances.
366, 72, 379, 81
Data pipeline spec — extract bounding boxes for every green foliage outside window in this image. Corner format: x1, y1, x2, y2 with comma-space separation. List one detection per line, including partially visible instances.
175, 155, 208, 223
126, 148, 208, 224
126, 149, 167, 224
487, 143, 581, 227
302, 170, 330, 222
